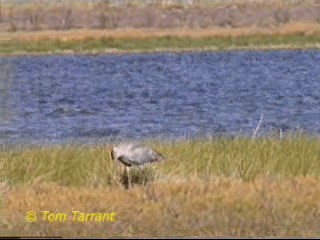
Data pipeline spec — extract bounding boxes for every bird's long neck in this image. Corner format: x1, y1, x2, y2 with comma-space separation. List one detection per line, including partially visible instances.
110, 147, 115, 161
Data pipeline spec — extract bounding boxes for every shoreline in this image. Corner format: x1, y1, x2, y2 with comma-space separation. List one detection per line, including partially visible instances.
1, 26, 320, 56
1, 44, 320, 58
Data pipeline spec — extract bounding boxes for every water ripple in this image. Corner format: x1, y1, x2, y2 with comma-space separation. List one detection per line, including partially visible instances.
0, 50, 320, 145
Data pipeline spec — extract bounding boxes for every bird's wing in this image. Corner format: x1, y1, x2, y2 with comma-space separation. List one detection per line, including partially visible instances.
113, 143, 165, 166
131, 147, 165, 165
112, 144, 132, 160
117, 155, 135, 167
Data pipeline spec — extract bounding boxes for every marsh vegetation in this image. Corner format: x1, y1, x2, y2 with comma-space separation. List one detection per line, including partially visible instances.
1, 1, 320, 237
2, 136, 320, 237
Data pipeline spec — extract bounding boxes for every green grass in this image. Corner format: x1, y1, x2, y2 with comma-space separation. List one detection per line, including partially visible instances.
2, 136, 320, 188
158, 136, 320, 180
1, 33, 320, 55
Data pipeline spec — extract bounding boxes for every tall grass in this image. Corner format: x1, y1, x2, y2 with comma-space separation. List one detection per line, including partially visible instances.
2, 145, 114, 187
155, 136, 320, 180
2, 136, 320, 237
2, 136, 320, 188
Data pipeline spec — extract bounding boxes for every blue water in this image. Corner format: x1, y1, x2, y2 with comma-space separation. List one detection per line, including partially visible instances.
0, 50, 319, 145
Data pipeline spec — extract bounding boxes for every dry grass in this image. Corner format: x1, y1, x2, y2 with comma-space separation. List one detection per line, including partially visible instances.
1, 26, 320, 56
2, 136, 320, 237
1, 23, 320, 55
3, 177, 320, 237
1, 23, 320, 42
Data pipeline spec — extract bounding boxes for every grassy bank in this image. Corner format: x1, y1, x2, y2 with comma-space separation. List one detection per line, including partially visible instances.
1, 33, 320, 56
1, 27, 320, 55
2, 136, 320, 237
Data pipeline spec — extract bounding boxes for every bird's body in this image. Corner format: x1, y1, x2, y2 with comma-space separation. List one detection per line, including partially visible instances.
109, 143, 164, 188
110, 143, 164, 166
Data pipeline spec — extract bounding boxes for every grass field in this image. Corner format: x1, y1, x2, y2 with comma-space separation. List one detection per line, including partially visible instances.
1, 24, 320, 55
2, 136, 320, 237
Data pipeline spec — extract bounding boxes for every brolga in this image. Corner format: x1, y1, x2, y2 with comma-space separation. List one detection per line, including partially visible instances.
109, 143, 165, 188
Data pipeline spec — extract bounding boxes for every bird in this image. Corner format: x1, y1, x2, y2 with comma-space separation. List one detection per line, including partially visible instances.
109, 143, 165, 188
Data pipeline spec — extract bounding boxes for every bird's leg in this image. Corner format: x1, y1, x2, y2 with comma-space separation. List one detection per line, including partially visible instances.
116, 162, 124, 184
126, 166, 131, 189
109, 147, 119, 183
113, 161, 121, 184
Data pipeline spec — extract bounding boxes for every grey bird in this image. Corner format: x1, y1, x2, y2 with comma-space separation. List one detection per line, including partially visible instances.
109, 143, 165, 188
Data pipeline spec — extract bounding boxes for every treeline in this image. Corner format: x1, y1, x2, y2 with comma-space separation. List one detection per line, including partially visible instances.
0, 0, 319, 31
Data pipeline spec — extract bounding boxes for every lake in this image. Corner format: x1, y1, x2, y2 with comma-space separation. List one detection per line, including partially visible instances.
0, 50, 319, 145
